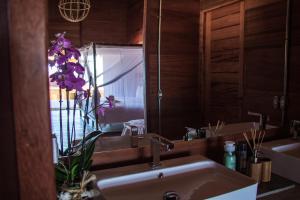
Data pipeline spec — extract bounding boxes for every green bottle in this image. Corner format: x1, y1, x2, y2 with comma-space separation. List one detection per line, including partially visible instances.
224, 141, 236, 170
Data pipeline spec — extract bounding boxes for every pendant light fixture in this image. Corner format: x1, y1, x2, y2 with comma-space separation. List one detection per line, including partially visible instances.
58, 0, 91, 23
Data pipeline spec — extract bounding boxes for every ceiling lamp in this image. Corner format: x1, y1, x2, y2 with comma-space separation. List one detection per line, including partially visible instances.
58, 0, 91, 23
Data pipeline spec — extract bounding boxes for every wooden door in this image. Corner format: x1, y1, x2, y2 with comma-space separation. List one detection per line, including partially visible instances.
203, 1, 245, 124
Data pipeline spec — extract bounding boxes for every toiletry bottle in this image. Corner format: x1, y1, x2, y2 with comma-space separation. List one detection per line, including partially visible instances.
236, 142, 248, 174
52, 134, 59, 164
224, 141, 236, 171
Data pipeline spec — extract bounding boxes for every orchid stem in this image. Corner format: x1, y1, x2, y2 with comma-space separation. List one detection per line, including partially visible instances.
66, 91, 71, 175
79, 76, 92, 175
71, 93, 77, 148
59, 88, 64, 155
66, 91, 71, 151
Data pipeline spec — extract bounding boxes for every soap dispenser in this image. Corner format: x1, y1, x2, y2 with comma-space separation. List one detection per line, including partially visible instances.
224, 141, 236, 171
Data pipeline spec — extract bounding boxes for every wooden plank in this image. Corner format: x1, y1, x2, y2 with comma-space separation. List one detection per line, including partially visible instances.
199, 11, 205, 124
246, 16, 285, 36
127, 0, 144, 43
245, 31, 285, 49
211, 37, 240, 51
212, 24, 240, 41
245, 48, 284, 91
211, 1, 240, 19
210, 83, 239, 102
8, 0, 56, 199
211, 49, 239, 63
209, 106, 241, 122
0, 0, 19, 198
212, 12, 240, 30
205, 12, 212, 123
200, 0, 239, 12
245, 0, 283, 10
211, 72, 240, 84
211, 62, 239, 73
238, 1, 245, 100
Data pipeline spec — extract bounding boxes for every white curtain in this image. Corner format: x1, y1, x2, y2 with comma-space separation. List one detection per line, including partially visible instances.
80, 45, 145, 126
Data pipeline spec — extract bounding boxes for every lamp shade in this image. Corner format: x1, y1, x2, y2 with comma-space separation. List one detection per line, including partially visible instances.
58, 0, 91, 23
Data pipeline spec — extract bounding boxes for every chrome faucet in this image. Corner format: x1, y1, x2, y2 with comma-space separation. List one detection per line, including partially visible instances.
290, 120, 300, 139
248, 111, 269, 131
131, 133, 174, 169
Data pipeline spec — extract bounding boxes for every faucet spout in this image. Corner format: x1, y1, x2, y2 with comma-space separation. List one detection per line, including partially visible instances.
248, 111, 269, 131
290, 120, 300, 139
131, 133, 174, 169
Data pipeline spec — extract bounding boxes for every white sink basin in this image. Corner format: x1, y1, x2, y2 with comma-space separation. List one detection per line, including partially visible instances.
261, 139, 300, 183
96, 156, 257, 200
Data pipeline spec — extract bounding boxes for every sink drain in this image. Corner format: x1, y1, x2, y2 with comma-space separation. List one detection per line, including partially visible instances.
163, 191, 180, 200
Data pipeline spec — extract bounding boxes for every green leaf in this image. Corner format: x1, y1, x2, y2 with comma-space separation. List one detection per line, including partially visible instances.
71, 155, 82, 168
83, 159, 93, 170
71, 164, 80, 182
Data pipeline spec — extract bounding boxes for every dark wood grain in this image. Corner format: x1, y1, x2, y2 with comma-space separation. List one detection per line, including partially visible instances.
0, 0, 19, 199
243, 0, 286, 125
202, 1, 243, 124
91, 128, 280, 169
144, 0, 200, 140
49, 0, 144, 46
287, 0, 300, 123
127, 0, 144, 43
8, 0, 56, 199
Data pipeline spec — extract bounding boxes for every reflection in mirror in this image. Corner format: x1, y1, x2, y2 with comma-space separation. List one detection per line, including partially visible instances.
48, 0, 146, 151
78, 44, 145, 134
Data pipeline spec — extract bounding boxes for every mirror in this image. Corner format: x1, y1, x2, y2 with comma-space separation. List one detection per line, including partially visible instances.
48, 0, 295, 151
48, 0, 146, 151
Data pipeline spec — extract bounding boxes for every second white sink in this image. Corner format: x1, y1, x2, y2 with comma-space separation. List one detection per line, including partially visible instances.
261, 139, 300, 183
96, 156, 257, 200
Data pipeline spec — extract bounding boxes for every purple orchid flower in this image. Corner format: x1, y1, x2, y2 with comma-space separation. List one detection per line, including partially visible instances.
97, 107, 105, 117
48, 33, 86, 92
106, 96, 116, 108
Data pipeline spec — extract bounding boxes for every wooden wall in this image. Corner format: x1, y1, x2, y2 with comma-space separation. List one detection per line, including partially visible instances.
3, 0, 56, 199
128, 0, 144, 43
200, 0, 300, 127
202, 1, 245, 124
144, 0, 200, 140
0, 0, 19, 199
243, 0, 286, 125
48, 0, 144, 46
287, 0, 300, 122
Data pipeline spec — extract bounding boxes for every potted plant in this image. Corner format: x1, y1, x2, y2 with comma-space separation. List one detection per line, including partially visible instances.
48, 33, 113, 199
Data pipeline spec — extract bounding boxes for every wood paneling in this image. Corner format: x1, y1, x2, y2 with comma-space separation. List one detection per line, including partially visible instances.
81, 0, 128, 44
91, 128, 280, 169
202, 1, 244, 124
287, 0, 300, 122
127, 0, 144, 43
243, 0, 286, 124
0, 0, 19, 199
48, 0, 144, 46
48, 0, 81, 46
144, 0, 200, 140
200, 0, 290, 124
8, 0, 56, 199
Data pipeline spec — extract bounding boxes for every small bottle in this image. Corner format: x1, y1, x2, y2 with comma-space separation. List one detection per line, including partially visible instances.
224, 141, 236, 170
236, 142, 248, 174
52, 134, 59, 164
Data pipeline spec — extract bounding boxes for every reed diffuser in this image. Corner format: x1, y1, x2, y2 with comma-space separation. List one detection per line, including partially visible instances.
208, 120, 225, 137
243, 129, 266, 182
243, 129, 266, 163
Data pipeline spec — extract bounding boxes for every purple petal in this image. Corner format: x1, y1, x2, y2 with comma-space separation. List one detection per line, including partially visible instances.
97, 107, 105, 116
